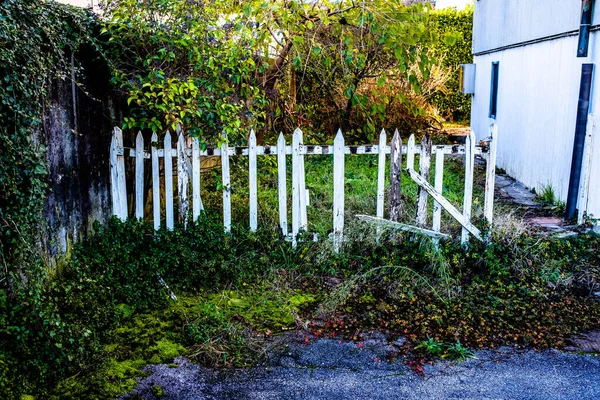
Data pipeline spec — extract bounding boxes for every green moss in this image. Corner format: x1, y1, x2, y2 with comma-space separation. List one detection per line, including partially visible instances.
147, 340, 185, 364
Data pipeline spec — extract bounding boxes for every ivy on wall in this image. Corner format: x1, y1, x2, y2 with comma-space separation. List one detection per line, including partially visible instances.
0, 0, 99, 284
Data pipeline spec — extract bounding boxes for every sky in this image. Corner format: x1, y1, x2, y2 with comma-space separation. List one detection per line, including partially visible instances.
436, 0, 472, 9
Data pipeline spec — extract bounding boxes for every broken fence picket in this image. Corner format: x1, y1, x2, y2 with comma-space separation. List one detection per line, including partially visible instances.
110, 125, 497, 250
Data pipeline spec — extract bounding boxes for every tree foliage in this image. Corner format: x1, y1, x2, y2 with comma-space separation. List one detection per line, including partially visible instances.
429, 5, 473, 122
101, 0, 442, 142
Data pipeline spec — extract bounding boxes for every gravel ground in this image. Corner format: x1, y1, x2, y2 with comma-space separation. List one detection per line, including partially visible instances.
126, 334, 600, 400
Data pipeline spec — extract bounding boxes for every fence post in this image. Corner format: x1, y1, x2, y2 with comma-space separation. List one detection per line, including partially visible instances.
389, 129, 402, 222
432, 146, 445, 237
110, 127, 127, 221
249, 130, 258, 232
416, 133, 432, 227
461, 130, 476, 245
135, 131, 145, 219
221, 133, 231, 233
377, 129, 387, 219
192, 137, 203, 222
333, 129, 345, 252
292, 128, 301, 245
164, 131, 174, 230
277, 132, 288, 236
177, 128, 190, 228
151, 133, 160, 230
484, 123, 498, 225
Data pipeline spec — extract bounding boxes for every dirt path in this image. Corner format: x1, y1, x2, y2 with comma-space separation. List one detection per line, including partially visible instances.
125, 335, 600, 400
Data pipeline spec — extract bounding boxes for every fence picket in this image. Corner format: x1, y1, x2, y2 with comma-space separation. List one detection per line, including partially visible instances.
164, 131, 174, 230
389, 130, 402, 222
135, 131, 144, 219
151, 133, 160, 230
432, 147, 445, 235
578, 116, 594, 224
192, 137, 203, 221
484, 123, 498, 225
407, 134, 416, 171
177, 130, 190, 228
461, 131, 476, 245
377, 129, 387, 219
292, 128, 301, 245
416, 134, 432, 227
110, 127, 127, 220
298, 131, 308, 231
333, 130, 345, 252
221, 133, 231, 233
277, 133, 288, 236
249, 130, 258, 232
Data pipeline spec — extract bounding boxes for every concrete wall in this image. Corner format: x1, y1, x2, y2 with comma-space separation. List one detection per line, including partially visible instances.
471, 2, 600, 218
473, 0, 598, 53
41, 44, 125, 261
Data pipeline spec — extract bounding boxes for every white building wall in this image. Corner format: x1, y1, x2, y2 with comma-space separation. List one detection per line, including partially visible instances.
473, 0, 600, 53
471, 1, 600, 218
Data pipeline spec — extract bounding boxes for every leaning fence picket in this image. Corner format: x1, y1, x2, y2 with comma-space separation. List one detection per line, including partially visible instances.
416, 134, 432, 227
135, 131, 144, 219
221, 133, 231, 233
177, 130, 190, 228
192, 137, 202, 221
333, 130, 345, 252
389, 130, 402, 222
432, 146, 445, 236
151, 133, 160, 230
578, 116, 594, 225
376, 129, 387, 219
249, 130, 258, 232
110, 127, 127, 221
461, 131, 476, 245
164, 131, 174, 230
277, 133, 288, 236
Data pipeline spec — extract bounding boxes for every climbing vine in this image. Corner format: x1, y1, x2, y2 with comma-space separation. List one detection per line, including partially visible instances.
0, 1, 102, 396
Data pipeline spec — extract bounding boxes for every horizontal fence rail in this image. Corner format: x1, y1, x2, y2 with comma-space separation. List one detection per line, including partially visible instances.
110, 126, 498, 250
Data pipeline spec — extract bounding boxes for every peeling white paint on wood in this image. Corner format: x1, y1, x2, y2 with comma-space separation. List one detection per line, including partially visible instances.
461, 131, 476, 245
333, 129, 345, 253
377, 129, 387, 219
432, 147, 445, 235
151, 133, 160, 230
221, 133, 231, 233
484, 123, 498, 225
110, 127, 127, 221
277, 133, 288, 236
135, 131, 144, 219
406, 134, 416, 171
192, 137, 203, 222
249, 130, 258, 232
356, 215, 450, 240
177, 130, 190, 228
389, 130, 402, 222
292, 128, 301, 245
416, 134, 432, 227
164, 131, 174, 230
407, 168, 483, 241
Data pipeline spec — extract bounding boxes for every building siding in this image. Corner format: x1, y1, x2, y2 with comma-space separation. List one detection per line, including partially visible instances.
471, 29, 600, 218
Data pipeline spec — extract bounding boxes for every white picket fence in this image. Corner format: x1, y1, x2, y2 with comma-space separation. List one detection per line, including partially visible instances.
110, 124, 498, 250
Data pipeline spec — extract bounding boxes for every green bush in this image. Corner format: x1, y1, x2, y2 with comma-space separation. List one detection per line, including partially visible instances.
430, 6, 473, 122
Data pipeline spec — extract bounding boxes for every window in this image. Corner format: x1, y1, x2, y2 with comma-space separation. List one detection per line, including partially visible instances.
489, 62, 499, 119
